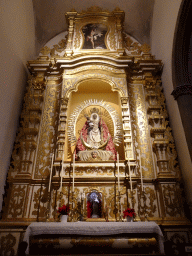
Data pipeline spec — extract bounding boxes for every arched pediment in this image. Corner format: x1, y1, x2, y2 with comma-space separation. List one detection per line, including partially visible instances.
62, 65, 128, 99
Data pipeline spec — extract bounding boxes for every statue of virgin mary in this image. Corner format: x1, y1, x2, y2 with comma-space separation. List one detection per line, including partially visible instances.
74, 108, 117, 161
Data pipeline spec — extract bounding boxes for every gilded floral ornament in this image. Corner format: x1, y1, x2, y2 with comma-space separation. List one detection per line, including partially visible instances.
140, 43, 151, 54
123, 33, 151, 56
1, 233, 16, 256
40, 46, 51, 56
40, 37, 68, 57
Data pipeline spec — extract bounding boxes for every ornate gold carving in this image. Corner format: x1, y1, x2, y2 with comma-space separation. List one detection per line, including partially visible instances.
71, 6, 124, 51
145, 79, 181, 177
40, 46, 51, 56
40, 37, 68, 57
108, 23, 117, 50
34, 85, 59, 178
158, 87, 180, 176
0, 233, 16, 256
71, 237, 114, 246
129, 84, 154, 178
162, 184, 182, 217
123, 33, 151, 56
68, 99, 122, 147
63, 66, 127, 98
140, 43, 151, 54
8, 185, 26, 218
32, 187, 48, 218
137, 187, 158, 219
64, 65, 124, 75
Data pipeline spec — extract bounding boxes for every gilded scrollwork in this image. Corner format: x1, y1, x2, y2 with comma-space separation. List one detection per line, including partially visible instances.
0, 233, 16, 256
34, 85, 60, 178
64, 65, 125, 75
145, 80, 181, 177
162, 184, 182, 217
108, 21, 117, 50
138, 186, 157, 218
158, 86, 180, 177
8, 185, 26, 218
32, 187, 48, 218
40, 37, 68, 57
123, 33, 151, 57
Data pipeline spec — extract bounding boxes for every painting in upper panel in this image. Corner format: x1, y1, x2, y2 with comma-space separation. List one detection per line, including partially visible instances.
82, 23, 108, 49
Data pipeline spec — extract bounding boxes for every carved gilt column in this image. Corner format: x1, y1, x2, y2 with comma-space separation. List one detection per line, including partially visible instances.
120, 96, 134, 161
15, 73, 46, 179
56, 98, 68, 161
65, 10, 77, 56
144, 73, 173, 178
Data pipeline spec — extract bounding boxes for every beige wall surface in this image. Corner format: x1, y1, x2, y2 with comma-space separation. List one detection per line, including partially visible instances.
0, 0, 36, 212
151, 0, 192, 205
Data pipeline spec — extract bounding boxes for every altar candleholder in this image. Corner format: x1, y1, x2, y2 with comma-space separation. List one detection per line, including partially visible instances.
59, 190, 63, 207
113, 202, 118, 222
46, 191, 51, 222
117, 191, 123, 222
129, 190, 134, 209
70, 191, 75, 222
141, 190, 148, 221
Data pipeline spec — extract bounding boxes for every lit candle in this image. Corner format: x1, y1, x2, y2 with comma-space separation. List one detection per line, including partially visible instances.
140, 152, 143, 191
73, 153, 75, 192
117, 152, 120, 192
128, 156, 133, 191
48, 153, 54, 192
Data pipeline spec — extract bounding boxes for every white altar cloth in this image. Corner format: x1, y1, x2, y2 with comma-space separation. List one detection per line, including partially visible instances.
23, 221, 164, 254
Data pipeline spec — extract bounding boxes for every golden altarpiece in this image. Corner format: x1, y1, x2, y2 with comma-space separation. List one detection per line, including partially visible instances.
1, 7, 192, 255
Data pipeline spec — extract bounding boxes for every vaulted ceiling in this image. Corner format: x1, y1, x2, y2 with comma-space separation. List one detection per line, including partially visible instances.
33, 0, 155, 53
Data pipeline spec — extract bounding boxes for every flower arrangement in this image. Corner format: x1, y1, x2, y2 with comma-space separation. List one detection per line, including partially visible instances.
57, 205, 69, 216
123, 208, 136, 218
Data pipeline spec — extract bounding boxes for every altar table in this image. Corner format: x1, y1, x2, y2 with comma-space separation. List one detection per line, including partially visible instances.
23, 221, 164, 254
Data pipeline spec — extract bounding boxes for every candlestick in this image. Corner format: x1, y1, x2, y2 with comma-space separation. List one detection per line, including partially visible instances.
60, 169, 63, 193
73, 153, 75, 192
48, 153, 54, 192
128, 156, 132, 191
139, 152, 143, 191
60, 153, 64, 193
117, 152, 120, 192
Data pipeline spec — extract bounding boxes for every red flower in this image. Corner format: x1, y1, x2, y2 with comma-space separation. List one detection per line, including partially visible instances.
57, 205, 69, 215
123, 208, 136, 218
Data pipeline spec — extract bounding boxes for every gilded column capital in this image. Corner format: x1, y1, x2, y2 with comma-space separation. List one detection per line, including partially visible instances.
136, 59, 163, 74
143, 76, 157, 90
60, 98, 69, 106
27, 56, 52, 74
120, 97, 128, 104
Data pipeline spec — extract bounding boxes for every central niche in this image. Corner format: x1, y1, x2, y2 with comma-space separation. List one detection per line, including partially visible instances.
66, 79, 124, 160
